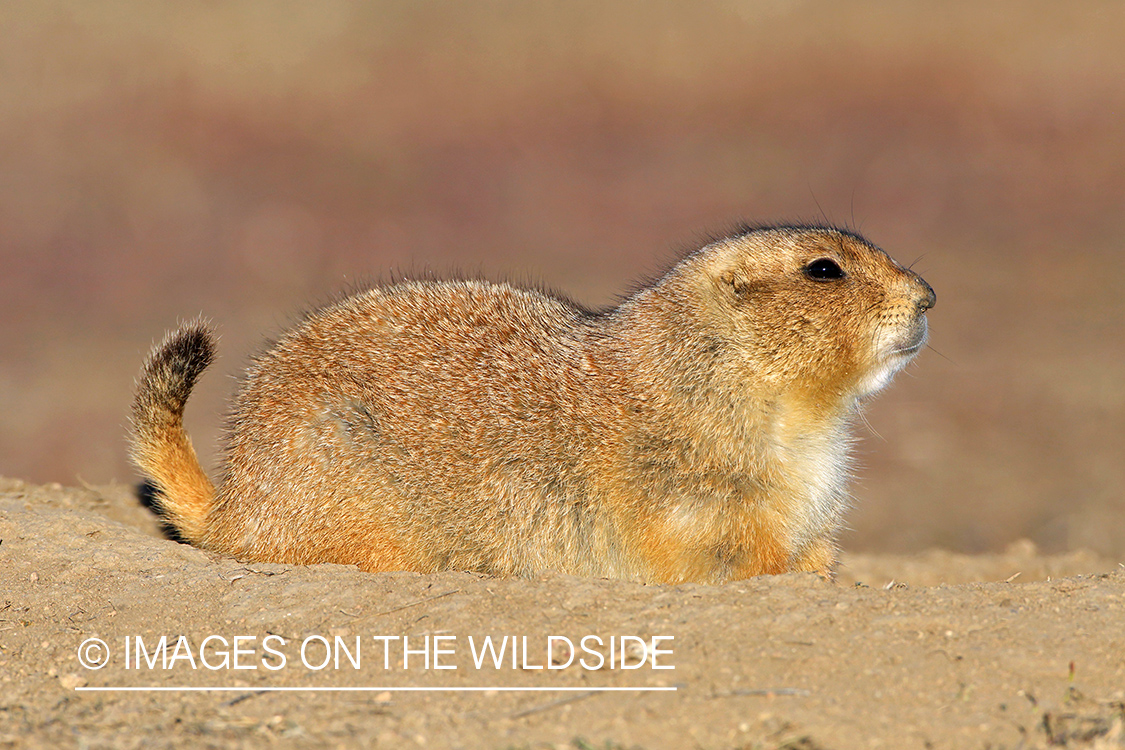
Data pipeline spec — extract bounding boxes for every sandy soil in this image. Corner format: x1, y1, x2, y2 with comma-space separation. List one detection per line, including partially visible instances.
2, 477, 1122, 749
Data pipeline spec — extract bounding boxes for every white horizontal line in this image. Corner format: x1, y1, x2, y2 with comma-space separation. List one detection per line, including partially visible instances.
75, 686, 677, 693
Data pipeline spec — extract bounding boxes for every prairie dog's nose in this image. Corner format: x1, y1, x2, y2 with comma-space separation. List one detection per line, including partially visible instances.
915, 277, 936, 311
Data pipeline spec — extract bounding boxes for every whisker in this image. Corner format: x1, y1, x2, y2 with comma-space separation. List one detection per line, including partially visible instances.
924, 344, 954, 364
857, 410, 885, 442
808, 184, 830, 227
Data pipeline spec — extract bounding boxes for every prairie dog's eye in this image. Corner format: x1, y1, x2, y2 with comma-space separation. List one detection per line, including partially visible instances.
804, 258, 845, 281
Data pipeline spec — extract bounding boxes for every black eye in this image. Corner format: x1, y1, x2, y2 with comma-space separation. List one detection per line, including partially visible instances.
804, 258, 845, 281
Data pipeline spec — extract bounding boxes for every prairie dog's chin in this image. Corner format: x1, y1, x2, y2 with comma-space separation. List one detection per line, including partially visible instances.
856, 352, 912, 399
856, 318, 929, 399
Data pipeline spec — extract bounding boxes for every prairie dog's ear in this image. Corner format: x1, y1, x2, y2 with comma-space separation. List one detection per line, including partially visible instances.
719, 269, 749, 295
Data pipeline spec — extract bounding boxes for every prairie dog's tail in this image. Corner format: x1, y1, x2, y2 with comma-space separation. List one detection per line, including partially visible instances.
129, 321, 217, 544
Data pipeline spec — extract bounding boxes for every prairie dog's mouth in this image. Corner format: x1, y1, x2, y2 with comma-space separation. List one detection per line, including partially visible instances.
890, 315, 929, 357
855, 315, 929, 399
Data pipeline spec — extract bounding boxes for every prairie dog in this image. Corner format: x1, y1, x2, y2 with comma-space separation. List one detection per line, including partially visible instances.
131, 225, 934, 583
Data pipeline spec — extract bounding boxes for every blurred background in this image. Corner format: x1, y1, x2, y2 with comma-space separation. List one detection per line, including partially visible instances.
2, 2, 1123, 556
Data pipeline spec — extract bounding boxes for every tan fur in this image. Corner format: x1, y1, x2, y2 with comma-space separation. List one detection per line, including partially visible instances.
129, 226, 935, 583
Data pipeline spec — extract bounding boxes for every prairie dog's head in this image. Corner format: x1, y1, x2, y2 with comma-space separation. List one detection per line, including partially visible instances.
679, 225, 935, 405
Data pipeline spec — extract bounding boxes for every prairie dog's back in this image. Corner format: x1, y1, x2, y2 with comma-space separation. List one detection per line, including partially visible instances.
207, 280, 635, 576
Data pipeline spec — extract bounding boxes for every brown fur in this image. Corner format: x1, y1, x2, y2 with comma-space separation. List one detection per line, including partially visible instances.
130, 225, 935, 583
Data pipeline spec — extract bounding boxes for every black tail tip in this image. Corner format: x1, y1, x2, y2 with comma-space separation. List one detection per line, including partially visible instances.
162, 319, 216, 372
135, 319, 218, 414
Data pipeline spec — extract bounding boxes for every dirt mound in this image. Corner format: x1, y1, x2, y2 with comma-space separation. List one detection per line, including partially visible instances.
2, 478, 1122, 749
